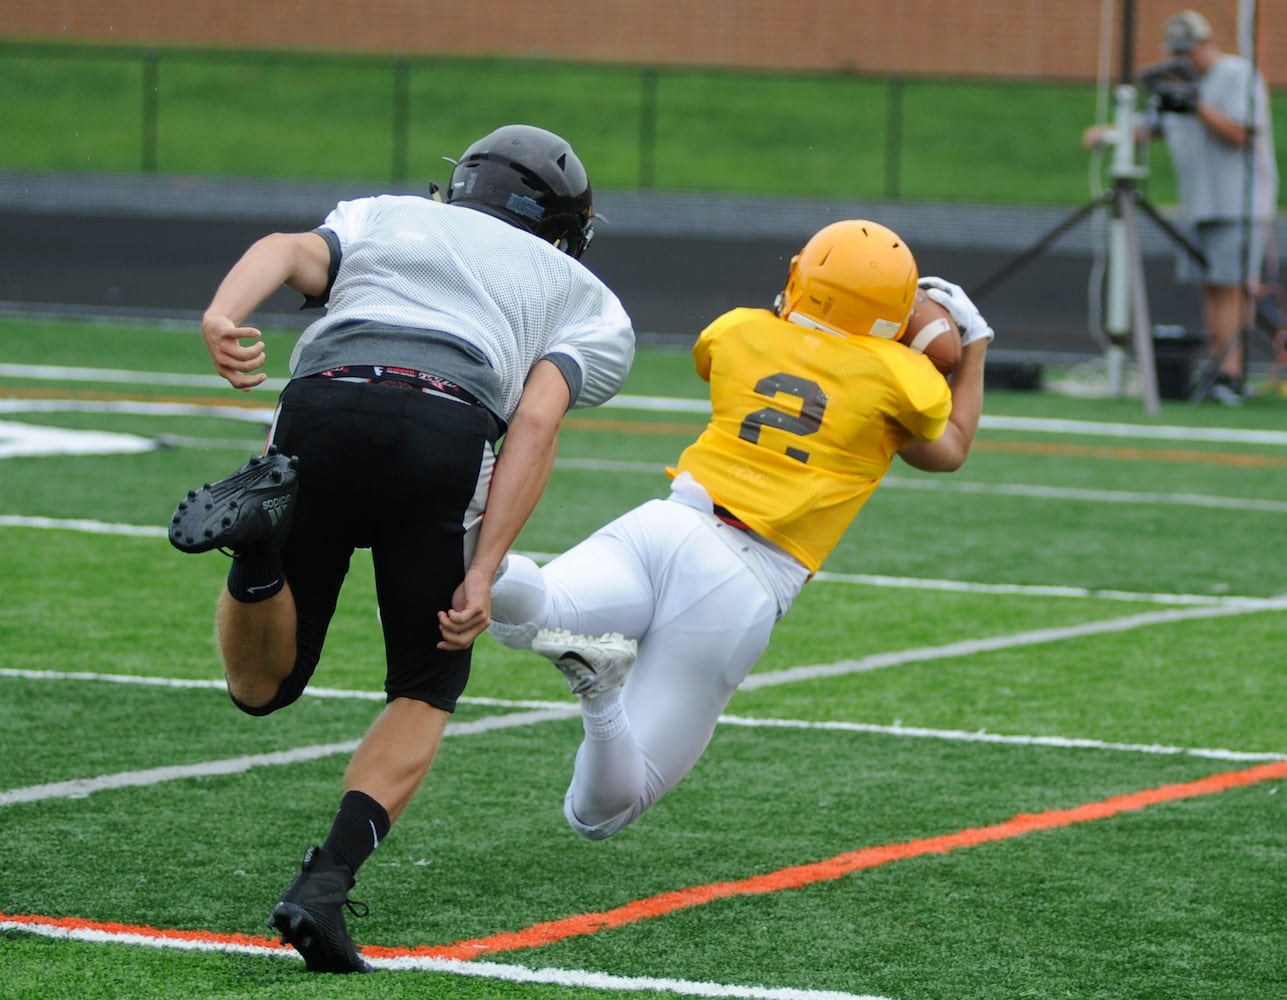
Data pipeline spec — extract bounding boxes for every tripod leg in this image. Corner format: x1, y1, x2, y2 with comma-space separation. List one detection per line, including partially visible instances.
966, 199, 1102, 301
1119, 188, 1159, 415
1134, 196, 1207, 270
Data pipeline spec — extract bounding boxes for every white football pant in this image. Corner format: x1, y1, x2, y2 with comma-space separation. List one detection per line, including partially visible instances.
492, 483, 807, 839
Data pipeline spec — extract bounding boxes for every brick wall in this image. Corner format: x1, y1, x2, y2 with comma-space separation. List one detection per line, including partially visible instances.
2, 1, 1282, 86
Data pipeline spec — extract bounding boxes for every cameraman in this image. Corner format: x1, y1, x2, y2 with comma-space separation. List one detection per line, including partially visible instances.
1083, 10, 1278, 405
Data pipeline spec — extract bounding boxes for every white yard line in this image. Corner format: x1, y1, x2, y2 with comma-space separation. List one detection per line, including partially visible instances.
0, 707, 575, 808
739, 599, 1287, 692
0, 363, 286, 391
2, 382, 1283, 806
4, 373, 1287, 444
716, 716, 1286, 763
4, 588, 1284, 809
0, 514, 168, 537
1, 916, 886, 999
0, 398, 275, 422
0, 515, 1270, 607
0, 419, 159, 458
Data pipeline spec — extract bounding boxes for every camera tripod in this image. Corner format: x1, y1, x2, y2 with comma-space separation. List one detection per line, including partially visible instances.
967, 85, 1206, 414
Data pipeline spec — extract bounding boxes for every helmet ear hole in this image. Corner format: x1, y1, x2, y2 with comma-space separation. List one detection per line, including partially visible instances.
446, 124, 594, 258
778, 220, 918, 340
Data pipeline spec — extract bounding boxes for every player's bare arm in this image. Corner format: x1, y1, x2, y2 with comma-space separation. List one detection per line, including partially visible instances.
898, 276, 992, 473
202, 231, 332, 391
898, 337, 987, 472
438, 359, 572, 650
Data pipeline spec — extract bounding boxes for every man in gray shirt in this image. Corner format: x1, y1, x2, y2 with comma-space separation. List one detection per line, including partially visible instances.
1154, 10, 1277, 404
1083, 10, 1278, 404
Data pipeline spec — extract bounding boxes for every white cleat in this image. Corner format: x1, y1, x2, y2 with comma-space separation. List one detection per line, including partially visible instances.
487, 618, 539, 650
531, 628, 637, 696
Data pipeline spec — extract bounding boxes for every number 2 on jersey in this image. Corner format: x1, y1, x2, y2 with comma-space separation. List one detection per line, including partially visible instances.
737, 373, 826, 464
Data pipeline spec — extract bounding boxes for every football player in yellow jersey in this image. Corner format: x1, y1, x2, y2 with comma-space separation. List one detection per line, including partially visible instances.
478, 219, 992, 840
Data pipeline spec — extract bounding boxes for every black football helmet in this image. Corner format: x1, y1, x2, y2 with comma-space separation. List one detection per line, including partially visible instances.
447, 124, 595, 259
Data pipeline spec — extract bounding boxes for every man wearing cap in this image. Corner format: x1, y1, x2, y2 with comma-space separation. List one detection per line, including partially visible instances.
1084, 10, 1278, 405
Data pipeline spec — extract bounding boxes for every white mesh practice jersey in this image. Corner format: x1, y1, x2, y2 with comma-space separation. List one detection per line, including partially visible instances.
289, 195, 635, 421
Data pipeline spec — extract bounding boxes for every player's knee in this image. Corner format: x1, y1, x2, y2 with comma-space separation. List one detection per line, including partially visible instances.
227, 669, 308, 717
230, 690, 281, 717
490, 553, 548, 625
563, 796, 632, 841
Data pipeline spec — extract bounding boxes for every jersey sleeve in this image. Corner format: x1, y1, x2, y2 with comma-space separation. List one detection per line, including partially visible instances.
691, 308, 757, 384
892, 355, 953, 441
543, 275, 635, 410
317, 197, 377, 246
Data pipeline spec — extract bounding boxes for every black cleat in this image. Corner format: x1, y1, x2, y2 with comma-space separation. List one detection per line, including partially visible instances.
269, 846, 371, 974
168, 446, 299, 554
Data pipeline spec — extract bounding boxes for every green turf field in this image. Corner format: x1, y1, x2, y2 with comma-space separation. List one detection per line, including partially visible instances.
1, 316, 1285, 999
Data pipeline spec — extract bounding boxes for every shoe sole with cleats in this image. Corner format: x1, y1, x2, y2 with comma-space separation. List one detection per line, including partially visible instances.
169, 447, 299, 554
532, 628, 637, 696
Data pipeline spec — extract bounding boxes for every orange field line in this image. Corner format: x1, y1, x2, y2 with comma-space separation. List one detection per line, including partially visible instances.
376, 758, 1287, 961
3, 759, 1283, 963
0, 911, 286, 951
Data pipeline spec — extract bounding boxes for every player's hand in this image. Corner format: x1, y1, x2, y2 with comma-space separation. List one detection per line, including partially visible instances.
437, 568, 492, 650
918, 277, 995, 347
202, 313, 268, 391
1082, 124, 1111, 151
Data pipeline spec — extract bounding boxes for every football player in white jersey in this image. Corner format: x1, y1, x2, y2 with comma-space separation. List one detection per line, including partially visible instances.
168, 125, 634, 972
485, 220, 991, 842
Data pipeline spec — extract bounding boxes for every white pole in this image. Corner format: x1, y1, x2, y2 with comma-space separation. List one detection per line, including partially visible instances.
1237, 0, 1256, 60
1105, 84, 1145, 397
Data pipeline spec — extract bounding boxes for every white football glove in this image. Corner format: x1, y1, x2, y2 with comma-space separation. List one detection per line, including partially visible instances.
918, 276, 994, 347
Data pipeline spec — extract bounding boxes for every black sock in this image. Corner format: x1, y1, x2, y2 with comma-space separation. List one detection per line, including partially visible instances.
321, 791, 392, 877
225, 545, 284, 603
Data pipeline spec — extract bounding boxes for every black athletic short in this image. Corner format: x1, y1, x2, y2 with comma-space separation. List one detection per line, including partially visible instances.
263, 376, 498, 713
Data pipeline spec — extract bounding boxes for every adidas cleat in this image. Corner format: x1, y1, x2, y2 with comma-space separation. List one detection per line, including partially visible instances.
169, 446, 299, 554
269, 846, 371, 974
531, 628, 637, 696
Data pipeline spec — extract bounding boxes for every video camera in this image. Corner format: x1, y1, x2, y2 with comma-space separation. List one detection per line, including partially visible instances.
1137, 57, 1200, 114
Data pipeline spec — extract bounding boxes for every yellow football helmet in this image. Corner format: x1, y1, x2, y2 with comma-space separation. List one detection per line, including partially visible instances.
775, 220, 918, 340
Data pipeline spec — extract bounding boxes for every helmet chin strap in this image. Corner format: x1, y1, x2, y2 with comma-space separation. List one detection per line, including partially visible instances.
783, 311, 847, 337
783, 310, 904, 341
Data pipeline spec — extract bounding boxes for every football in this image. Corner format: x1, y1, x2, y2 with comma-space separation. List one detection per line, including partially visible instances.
901, 288, 963, 376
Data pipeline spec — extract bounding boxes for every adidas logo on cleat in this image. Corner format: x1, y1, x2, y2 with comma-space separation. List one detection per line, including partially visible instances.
261, 494, 292, 525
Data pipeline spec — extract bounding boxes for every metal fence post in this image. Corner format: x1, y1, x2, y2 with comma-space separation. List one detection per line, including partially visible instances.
142, 49, 159, 173
884, 74, 902, 200
392, 57, 410, 185
639, 67, 658, 190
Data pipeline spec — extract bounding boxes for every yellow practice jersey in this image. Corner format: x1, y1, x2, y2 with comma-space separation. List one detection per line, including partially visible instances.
672, 307, 952, 573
